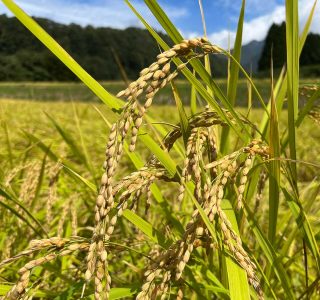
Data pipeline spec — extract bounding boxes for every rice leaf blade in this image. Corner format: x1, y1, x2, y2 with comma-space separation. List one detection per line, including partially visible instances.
171, 81, 190, 146
268, 62, 280, 245
221, 200, 250, 300
285, 0, 299, 185
282, 187, 320, 271
122, 210, 167, 247
220, 0, 246, 153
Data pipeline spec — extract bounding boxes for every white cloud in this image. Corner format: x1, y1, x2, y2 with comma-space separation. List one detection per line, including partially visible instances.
208, 0, 320, 48
1, 0, 319, 49
208, 6, 285, 48
0, 0, 187, 29
300, 0, 320, 34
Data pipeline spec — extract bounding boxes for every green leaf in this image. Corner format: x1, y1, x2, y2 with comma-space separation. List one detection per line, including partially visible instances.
122, 209, 167, 247
220, 0, 246, 153
268, 65, 280, 245
139, 134, 177, 177
62, 165, 97, 192
0, 187, 47, 237
244, 204, 295, 299
299, 0, 318, 53
0, 284, 11, 295
171, 81, 190, 146
259, 0, 317, 137
296, 87, 320, 127
45, 113, 87, 166
109, 288, 137, 300
285, 0, 299, 184
282, 187, 320, 271
144, 0, 183, 44
127, 0, 251, 142
221, 200, 251, 300
23, 130, 60, 163
190, 70, 197, 115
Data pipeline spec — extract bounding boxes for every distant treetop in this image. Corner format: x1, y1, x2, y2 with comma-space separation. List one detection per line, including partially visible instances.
258, 21, 320, 71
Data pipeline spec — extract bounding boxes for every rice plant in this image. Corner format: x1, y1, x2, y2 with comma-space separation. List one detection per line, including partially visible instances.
1, 0, 320, 299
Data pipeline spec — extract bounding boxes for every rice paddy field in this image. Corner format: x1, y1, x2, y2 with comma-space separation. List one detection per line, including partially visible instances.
0, 84, 320, 299
0, 79, 318, 106
0, 89, 319, 183
1, 0, 320, 299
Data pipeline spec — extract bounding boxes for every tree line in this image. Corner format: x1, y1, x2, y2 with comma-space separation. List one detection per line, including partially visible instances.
258, 21, 320, 72
0, 14, 171, 81
0, 15, 319, 81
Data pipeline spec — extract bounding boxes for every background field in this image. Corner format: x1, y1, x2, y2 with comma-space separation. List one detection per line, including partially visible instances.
0, 79, 319, 106
1, 0, 320, 298
1, 94, 319, 184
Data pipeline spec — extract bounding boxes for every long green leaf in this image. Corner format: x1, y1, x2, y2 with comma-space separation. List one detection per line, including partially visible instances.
285, 0, 299, 184
282, 187, 320, 271
0, 199, 41, 236
0, 187, 47, 236
171, 81, 190, 146
244, 204, 295, 299
296, 87, 320, 127
190, 70, 197, 115
268, 64, 280, 245
109, 288, 137, 300
222, 200, 250, 300
122, 209, 167, 247
259, 0, 317, 136
126, 0, 250, 142
144, 0, 183, 43
139, 134, 177, 177
220, 0, 246, 153
62, 165, 97, 192
45, 113, 87, 165
184, 182, 249, 298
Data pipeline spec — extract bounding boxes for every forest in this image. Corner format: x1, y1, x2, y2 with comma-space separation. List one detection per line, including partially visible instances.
0, 15, 320, 81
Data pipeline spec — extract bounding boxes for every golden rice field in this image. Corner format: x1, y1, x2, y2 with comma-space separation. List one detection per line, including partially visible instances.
1, 0, 320, 299
1, 98, 319, 182
0, 95, 320, 299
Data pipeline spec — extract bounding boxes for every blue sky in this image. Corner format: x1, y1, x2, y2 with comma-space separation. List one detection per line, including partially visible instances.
0, 0, 319, 47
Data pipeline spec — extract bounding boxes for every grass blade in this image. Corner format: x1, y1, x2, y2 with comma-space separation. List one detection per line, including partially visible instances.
259, 0, 317, 136
296, 87, 320, 127
282, 187, 320, 271
285, 0, 299, 185
0, 187, 47, 237
0, 199, 41, 237
45, 113, 87, 165
144, 0, 183, 43
221, 200, 250, 300
122, 209, 167, 247
109, 288, 137, 300
171, 81, 190, 146
220, 0, 246, 153
268, 60, 280, 245
190, 70, 197, 115
244, 204, 295, 299
184, 182, 250, 298
127, 0, 251, 141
